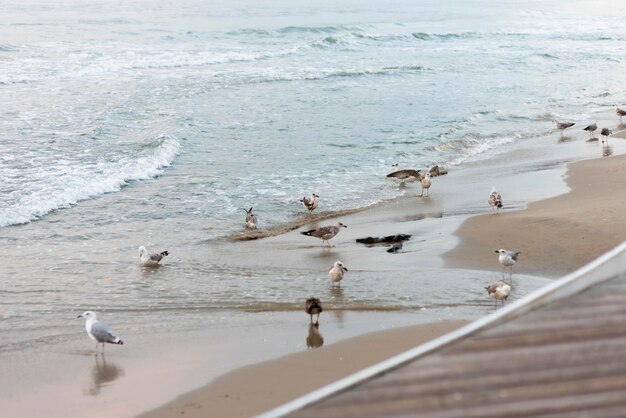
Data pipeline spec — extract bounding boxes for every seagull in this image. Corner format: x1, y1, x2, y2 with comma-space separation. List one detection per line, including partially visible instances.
300, 193, 319, 212
138, 246, 169, 267
583, 121, 597, 139
328, 261, 348, 287
601, 128, 613, 144
488, 187, 503, 214
244, 207, 257, 229
305, 297, 323, 325
495, 249, 520, 280
418, 172, 432, 197
387, 243, 403, 253
300, 222, 347, 246
485, 281, 511, 307
553, 120, 575, 137
386, 164, 422, 184
616, 107, 626, 123
77, 311, 123, 355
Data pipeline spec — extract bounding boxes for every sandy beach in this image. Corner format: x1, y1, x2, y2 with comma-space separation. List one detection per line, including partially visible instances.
137, 136, 626, 417
447, 134, 626, 277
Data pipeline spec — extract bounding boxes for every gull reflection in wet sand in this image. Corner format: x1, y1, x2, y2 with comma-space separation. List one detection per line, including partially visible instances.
329, 287, 345, 325
306, 323, 324, 349
85, 354, 124, 396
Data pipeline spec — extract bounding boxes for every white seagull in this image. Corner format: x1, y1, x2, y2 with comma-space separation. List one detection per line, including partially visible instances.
139, 246, 169, 267
495, 248, 520, 280
488, 187, 503, 214
300, 193, 319, 212
418, 172, 432, 197
300, 222, 347, 246
78, 311, 123, 355
328, 261, 348, 287
485, 281, 511, 307
244, 207, 257, 229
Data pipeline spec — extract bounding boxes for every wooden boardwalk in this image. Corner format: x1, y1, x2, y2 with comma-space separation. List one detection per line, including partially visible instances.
259, 243, 626, 418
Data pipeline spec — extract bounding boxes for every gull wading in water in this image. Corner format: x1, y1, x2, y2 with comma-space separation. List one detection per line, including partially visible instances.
495, 248, 520, 280
139, 246, 169, 267
485, 281, 511, 307
553, 120, 575, 138
583, 121, 597, 139
601, 128, 613, 144
244, 207, 257, 229
300, 193, 319, 212
300, 222, 347, 246
305, 297, 323, 325
78, 311, 123, 355
488, 187, 503, 214
418, 172, 432, 197
328, 260, 348, 287
386, 164, 422, 184
616, 107, 626, 123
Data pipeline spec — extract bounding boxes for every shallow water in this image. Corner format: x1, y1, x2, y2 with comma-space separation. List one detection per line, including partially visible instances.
2, 0, 626, 355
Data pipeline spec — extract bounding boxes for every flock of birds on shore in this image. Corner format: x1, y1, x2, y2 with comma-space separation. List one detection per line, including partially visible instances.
79, 108, 626, 353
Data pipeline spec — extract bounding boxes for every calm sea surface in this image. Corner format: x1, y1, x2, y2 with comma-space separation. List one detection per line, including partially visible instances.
1, 0, 625, 352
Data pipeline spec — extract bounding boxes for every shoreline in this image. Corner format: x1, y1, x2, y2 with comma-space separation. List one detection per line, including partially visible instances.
139, 135, 626, 417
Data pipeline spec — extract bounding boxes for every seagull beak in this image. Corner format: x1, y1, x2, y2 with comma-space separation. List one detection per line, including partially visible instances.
494, 250, 499, 253
343, 267, 348, 272
77, 314, 83, 318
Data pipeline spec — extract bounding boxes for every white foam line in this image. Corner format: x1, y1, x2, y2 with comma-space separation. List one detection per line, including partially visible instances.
256, 240, 626, 418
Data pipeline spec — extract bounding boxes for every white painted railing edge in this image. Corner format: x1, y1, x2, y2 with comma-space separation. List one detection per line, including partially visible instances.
256, 240, 626, 418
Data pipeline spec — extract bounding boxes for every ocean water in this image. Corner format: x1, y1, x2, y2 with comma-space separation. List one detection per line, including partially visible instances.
1, 0, 626, 352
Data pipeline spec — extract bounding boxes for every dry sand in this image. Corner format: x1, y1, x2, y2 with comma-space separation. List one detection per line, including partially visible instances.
446, 150, 626, 277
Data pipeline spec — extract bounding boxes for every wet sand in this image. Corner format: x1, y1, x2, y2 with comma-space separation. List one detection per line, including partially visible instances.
447, 149, 626, 277
139, 321, 466, 418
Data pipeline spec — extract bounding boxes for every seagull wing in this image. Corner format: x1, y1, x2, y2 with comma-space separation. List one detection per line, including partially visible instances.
90, 320, 120, 344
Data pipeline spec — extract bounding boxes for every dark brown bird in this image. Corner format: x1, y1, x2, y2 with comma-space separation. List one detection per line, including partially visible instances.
386, 164, 422, 183
601, 127, 613, 143
305, 298, 323, 325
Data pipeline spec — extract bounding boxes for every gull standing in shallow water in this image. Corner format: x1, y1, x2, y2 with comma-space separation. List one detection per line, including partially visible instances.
601, 128, 613, 144
485, 281, 511, 307
244, 207, 257, 229
495, 249, 520, 280
386, 164, 422, 184
553, 120, 575, 137
300, 222, 347, 246
488, 187, 503, 214
616, 107, 626, 123
300, 193, 319, 212
305, 297, 323, 325
328, 261, 348, 287
78, 311, 123, 355
583, 121, 597, 139
138, 246, 169, 267
418, 172, 432, 197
